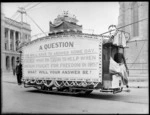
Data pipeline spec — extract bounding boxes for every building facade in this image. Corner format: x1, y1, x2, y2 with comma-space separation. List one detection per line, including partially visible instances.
1, 13, 31, 73
117, 2, 148, 75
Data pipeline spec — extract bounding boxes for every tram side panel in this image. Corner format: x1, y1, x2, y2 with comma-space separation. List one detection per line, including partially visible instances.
22, 35, 103, 89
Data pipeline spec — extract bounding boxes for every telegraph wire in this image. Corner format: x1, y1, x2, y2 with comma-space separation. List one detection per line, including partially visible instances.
5, 6, 46, 44
13, 13, 20, 21
6, 13, 21, 29
99, 17, 148, 71
23, 3, 31, 9
99, 18, 148, 36
26, 3, 41, 11
26, 13, 47, 36
117, 18, 148, 31
11, 11, 19, 19
4, 7, 27, 49
4, 4, 148, 71
26, 3, 50, 12
129, 40, 146, 69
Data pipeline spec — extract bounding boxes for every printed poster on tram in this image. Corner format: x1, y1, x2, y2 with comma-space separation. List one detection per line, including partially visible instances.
22, 35, 102, 82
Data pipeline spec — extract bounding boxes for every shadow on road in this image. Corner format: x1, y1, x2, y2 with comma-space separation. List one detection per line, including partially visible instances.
3, 81, 17, 84
25, 89, 148, 104
26, 89, 124, 101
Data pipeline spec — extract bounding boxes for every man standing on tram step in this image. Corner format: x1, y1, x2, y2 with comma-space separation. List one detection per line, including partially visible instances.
114, 48, 129, 88
16, 59, 22, 85
108, 24, 117, 43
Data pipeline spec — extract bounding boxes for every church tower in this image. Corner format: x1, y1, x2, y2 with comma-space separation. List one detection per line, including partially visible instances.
118, 2, 148, 75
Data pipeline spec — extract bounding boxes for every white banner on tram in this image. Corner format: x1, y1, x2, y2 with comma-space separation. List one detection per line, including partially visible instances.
22, 35, 102, 82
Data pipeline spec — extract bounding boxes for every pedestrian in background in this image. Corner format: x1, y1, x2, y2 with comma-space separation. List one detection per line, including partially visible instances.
16, 59, 22, 85
13, 66, 16, 76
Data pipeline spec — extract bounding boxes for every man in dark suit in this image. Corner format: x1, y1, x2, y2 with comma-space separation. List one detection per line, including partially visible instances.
16, 59, 22, 85
108, 25, 117, 43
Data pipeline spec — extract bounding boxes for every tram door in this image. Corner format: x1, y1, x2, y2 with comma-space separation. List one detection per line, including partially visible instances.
102, 44, 118, 82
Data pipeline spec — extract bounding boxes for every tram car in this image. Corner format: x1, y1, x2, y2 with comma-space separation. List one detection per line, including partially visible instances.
20, 12, 129, 94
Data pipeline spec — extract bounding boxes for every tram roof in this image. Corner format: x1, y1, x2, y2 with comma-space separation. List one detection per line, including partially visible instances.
16, 32, 103, 51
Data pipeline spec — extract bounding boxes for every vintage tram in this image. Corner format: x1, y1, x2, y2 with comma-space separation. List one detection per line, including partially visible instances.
20, 12, 129, 94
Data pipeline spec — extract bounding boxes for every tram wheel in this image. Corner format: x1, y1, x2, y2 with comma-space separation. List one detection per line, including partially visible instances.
84, 90, 93, 95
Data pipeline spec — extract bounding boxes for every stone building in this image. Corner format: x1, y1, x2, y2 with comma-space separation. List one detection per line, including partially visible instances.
1, 13, 31, 73
117, 2, 148, 75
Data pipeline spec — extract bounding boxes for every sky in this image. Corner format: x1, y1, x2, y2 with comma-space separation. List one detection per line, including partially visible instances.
1, 2, 119, 40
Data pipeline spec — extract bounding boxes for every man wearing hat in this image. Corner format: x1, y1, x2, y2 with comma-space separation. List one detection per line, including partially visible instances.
16, 59, 22, 85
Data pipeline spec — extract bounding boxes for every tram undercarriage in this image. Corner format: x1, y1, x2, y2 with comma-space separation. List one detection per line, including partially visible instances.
22, 78, 124, 95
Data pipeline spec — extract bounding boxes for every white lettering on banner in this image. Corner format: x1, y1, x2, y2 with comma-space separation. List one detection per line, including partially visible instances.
22, 37, 102, 81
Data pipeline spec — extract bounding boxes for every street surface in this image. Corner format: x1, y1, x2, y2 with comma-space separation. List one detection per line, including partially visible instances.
2, 81, 148, 114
